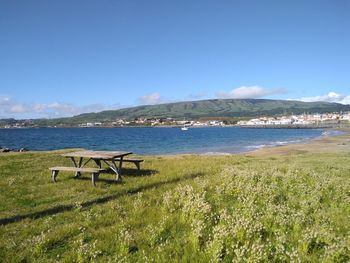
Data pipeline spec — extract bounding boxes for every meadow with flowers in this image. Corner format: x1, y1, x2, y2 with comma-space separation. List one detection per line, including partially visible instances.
0, 144, 349, 262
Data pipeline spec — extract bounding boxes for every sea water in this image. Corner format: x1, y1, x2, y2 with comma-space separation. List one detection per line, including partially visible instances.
0, 127, 326, 155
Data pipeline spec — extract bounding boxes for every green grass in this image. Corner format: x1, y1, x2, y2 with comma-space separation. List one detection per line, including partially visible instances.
0, 151, 349, 262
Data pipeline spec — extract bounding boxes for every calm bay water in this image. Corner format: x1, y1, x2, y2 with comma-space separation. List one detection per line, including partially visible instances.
0, 127, 326, 155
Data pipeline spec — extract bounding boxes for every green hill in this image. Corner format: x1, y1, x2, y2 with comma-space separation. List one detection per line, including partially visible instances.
35, 99, 350, 125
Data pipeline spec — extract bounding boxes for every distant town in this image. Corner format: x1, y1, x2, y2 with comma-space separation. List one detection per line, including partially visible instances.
1, 111, 350, 129
237, 112, 350, 127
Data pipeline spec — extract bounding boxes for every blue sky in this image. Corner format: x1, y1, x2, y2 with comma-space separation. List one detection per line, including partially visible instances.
0, 0, 349, 118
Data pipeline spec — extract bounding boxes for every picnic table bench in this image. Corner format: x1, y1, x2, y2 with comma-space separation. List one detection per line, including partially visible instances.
108, 158, 144, 170
49, 150, 144, 186
50, 166, 106, 187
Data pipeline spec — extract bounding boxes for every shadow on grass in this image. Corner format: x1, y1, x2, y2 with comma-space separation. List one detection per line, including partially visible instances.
73, 177, 124, 184
73, 169, 158, 184
113, 168, 157, 177
0, 172, 204, 226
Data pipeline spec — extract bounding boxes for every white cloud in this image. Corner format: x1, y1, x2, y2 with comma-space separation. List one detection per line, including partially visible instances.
138, 92, 164, 105
10, 104, 27, 113
216, 85, 286, 99
300, 92, 350, 105
187, 92, 208, 100
0, 96, 28, 114
0, 96, 120, 118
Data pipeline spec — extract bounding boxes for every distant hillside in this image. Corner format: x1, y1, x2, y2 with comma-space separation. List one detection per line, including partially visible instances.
34, 99, 350, 125
0, 118, 17, 125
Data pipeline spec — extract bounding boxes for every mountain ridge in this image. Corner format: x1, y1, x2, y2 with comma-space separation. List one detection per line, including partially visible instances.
31, 98, 350, 125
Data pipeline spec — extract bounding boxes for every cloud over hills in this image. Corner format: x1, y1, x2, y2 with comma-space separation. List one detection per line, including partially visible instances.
216, 86, 287, 99
137, 92, 164, 105
300, 92, 350, 105
2, 88, 350, 119
0, 96, 120, 119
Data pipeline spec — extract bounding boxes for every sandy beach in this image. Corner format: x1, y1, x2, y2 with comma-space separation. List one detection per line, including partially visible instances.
247, 128, 350, 156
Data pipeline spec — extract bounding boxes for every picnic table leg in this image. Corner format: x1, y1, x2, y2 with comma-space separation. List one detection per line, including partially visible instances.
101, 159, 121, 181
51, 170, 59, 182
111, 160, 121, 181
93, 159, 102, 168
76, 157, 83, 177
91, 172, 99, 187
71, 157, 83, 177
119, 156, 124, 171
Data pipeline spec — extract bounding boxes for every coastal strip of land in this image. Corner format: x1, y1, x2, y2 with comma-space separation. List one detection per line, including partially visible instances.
0, 130, 349, 262
248, 128, 350, 156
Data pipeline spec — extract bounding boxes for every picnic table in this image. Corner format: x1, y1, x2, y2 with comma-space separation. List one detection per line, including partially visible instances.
49, 150, 143, 186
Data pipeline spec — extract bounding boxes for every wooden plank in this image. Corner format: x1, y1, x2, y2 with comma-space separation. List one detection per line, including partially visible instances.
49, 166, 105, 173
115, 159, 144, 163
105, 158, 144, 163
62, 150, 132, 159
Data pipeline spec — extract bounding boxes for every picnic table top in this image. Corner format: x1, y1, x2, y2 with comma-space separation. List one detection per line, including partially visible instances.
62, 150, 132, 159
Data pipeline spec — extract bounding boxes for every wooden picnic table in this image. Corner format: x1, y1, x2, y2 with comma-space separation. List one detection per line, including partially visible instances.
62, 150, 132, 181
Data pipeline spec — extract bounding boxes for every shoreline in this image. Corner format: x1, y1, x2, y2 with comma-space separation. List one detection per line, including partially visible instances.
1, 128, 348, 157
245, 128, 350, 156
165, 128, 349, 157
1, 123, 349, 129
173, 128, 345, 156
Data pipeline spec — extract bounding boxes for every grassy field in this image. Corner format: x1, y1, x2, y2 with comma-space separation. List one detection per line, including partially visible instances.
0, 147, 349, 262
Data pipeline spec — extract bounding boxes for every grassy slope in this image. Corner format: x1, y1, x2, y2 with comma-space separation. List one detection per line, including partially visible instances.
35, 99, 350, 125
0, 148, 349, 262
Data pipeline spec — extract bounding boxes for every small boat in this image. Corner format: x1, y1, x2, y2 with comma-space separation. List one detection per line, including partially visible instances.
181, 126, 188, 131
